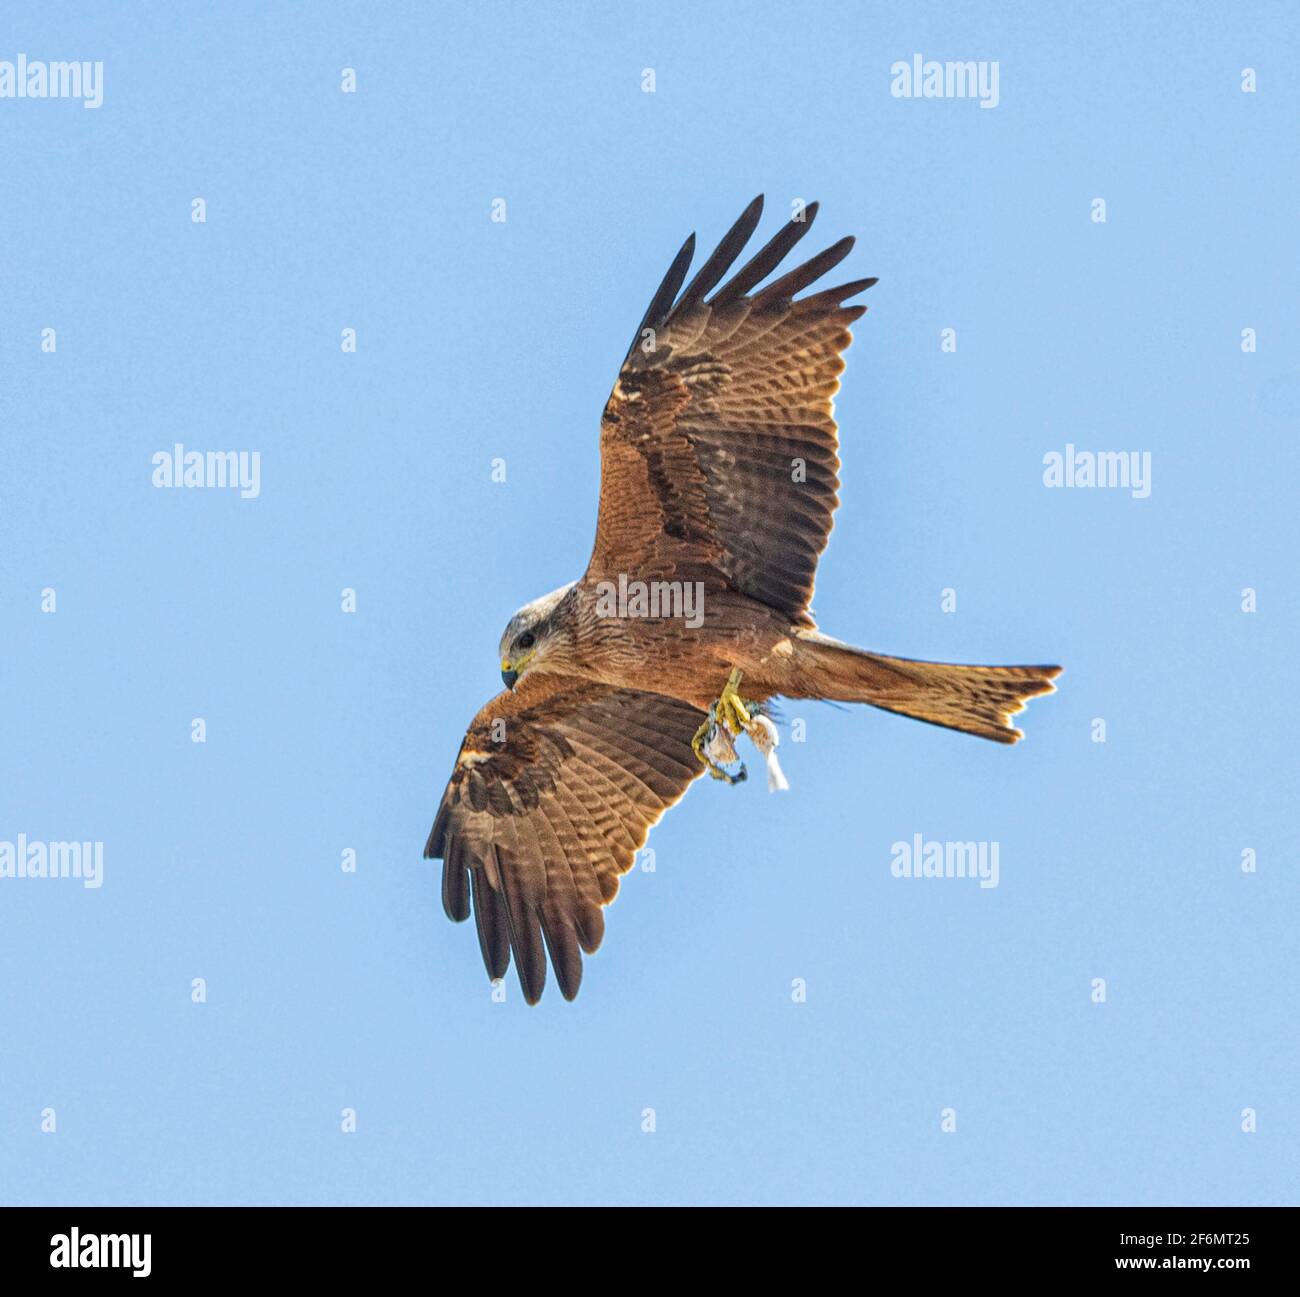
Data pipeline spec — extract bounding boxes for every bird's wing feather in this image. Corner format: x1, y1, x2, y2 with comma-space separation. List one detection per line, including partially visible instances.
425, 672, 706, 1003
588, 195, 876, 625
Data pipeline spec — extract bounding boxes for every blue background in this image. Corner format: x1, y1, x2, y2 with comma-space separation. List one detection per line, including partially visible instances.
1, 1, 1295, 1206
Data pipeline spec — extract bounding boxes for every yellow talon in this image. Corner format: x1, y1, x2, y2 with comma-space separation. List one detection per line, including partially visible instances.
691, 719, 711, 766
691, 670, 757, 785
692, 714, 741, 783
716, 667, 752, 735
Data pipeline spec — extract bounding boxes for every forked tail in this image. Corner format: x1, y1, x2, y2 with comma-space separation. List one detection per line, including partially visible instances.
795, 632, 1061, 744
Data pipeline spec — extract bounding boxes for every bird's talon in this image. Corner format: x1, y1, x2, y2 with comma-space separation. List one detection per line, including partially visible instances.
692, 699, 749, 784
715, 668, 754, 736
691, 670, 761, 785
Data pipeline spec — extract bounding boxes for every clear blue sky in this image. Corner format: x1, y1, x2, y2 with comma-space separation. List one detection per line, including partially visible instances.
1, 2, 1295, 1206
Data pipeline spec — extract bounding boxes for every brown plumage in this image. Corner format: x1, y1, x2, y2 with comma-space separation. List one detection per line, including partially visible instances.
425, 196, 1061, 1003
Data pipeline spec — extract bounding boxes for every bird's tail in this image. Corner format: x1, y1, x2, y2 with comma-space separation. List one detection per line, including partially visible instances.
794, 631, 1061, 744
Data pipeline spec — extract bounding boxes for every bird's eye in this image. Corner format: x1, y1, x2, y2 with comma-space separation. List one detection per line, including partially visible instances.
517, 631, 535, 650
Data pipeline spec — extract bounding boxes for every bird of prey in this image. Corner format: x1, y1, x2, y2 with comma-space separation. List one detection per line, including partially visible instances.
425, 196, 1060, 1004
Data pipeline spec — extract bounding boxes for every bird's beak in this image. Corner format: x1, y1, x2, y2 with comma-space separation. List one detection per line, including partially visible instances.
501, 646, 537, 689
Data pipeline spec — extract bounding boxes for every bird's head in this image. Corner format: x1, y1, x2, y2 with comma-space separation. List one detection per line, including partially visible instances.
498, 582, 577, 689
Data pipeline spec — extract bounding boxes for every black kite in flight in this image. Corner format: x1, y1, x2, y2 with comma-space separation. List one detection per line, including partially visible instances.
425, 196, 1060, 1003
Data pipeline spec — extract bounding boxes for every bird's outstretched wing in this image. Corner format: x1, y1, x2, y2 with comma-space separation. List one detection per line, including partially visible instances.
587, 195, 876, 625
424, 673, 706, 1003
